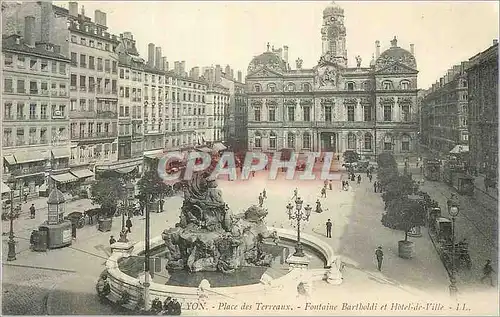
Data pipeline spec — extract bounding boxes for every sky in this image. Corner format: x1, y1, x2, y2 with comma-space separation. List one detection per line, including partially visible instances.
54, 1, 499, 89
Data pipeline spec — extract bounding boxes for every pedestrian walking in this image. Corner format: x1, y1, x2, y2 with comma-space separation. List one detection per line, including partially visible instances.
326, 219, 332, 238
159, 199, 165, 213
329, 180, 333, 190
29, 203, 36, 219
251, 170, 256, 177
357, 175, 361, 184
262, 188, 267, 199
24, 193, 28, 203
258, 193, 264, 207
292, 188, 298, 200
109, 235, 116, 245
375, 246, 384, 271
480, 260, 495, 286
316, 199, 323, 213
368, 174, 373, 182
126, 217, 132, 233
324, 180, 328, 188
321, 187, 327, 198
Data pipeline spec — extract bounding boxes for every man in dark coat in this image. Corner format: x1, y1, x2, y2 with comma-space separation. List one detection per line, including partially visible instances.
375, 246, 384, 271
172, 298, 182, 315
373, 181, 378, 193
326, 219, 332, 238
109, 235, 116, 245
30, 204, 36, 219
125, 217, 132, 233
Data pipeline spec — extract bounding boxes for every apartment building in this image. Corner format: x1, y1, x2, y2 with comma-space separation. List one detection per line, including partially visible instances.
206, 83, 230, 143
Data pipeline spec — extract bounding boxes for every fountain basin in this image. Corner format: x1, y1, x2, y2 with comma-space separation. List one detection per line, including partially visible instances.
105, 227, 343, 310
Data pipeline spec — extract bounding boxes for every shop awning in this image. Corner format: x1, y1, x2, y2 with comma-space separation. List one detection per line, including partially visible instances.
51, 173, 78, 184
1, 182, 11, 194
70, 169, 95, 179
143, 149, 164, 159
15, 151, 46, 164
4, 155, 16, 165
52, 148, 70, 159
449, 145, 469, 154
115, 166, 137, 174
212, 142, 227, 152
197, 147, 212, 153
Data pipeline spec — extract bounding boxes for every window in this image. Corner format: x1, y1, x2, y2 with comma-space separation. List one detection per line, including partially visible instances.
41, 59, 48, 71
303, 106, 311, 121
40, 128, 47, 144
112, 61, 117, 74
384, 135, 393, 151
254, 133, 262, 148
71, 35, 77, 43
29, 58, 37, 70
346, 82, 355, 91
254, 107, 261, 121
16, 79, 25, 93
4, 78, 13, 93
80, 54, 86, 68
80, 37, 86, 45
287, 133, 295, 148
105, 59, 110, 73
325, 106, 332, 122
303, 83, 311, 92
4, 53, 13, 67
16, 128, 25, 145
400, 81, 410, 90
59, 63, 66, 75
401, 134, 410, 151
383, 105, 392, 121
382, 81, 393, 90
51, 61, 57, 73
41, 104, 47, 119
17, 102, 24, 118
97, 58, 103, 71
364, 105, 372, 121
303, 132, 311, 149
347, 133, 356, 149
70, 74, 77, 89
4, 102, 12, 119
287, 83, 295, 92
267, 83, 276, 92
364, 133, 372, 150
29, 81, 38, 94
347, 105, 355, 121
362, 81, 370, 91
288, 107, 295, 121
17, 55, 25, 68
71, 52, 77, 66
80, 75, 86, 90
401, 105, 410, 122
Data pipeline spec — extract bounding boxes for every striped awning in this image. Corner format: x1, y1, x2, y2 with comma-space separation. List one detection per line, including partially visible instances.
212, 142, 227, 151
15, 151, 46, 164
51, 173, 78, 184
4, 155, 16, 165
52, 148, 70, 159
197, 147, 212, 153
1, 182, 11, 194
143, 149, 164, 159
70, 169, 95, 179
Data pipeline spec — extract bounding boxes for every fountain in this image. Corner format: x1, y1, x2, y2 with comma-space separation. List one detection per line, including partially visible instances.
161, 171, 275, 273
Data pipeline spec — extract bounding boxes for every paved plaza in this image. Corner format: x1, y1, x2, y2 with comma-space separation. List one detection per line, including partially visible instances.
2, 168, 499, 315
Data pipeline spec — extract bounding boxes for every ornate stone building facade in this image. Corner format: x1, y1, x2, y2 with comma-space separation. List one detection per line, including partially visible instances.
246, 3, 419, 161
467, 41, 498, 177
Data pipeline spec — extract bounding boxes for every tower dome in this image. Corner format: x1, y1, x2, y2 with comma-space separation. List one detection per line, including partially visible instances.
323, 1, 344, 17
247, 51, 287, 74
375, 36, 417, 70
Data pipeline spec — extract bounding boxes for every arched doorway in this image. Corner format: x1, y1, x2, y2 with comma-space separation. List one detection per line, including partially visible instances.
320, 132, 337, 152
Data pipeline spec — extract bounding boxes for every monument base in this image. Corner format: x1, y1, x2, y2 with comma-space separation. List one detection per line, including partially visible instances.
111, 241, 134, 254
286, 254, 310, 270
39, 221, 73, 249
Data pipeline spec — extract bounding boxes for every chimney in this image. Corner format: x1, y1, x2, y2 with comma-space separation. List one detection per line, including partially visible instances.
174, 61, 180, 75
24, 16, 35, 47
230, 69, 234, 80
100, 11, 107, 27
180, 61, 186, 76
493, 39, 498, 46
69, 2, 78, 17
161, 57, 168, 71
40, 1, 52, 43
375, 40, 380, 59
81, 5, 85, 17
225, 65, 231, 77
215, 64, 222, 83
155, 47, 162, 69
237, 71, 242, 83
147, 43, 155, 67
283, 45, 289, 64
410, 44, 415, 55
95, 10, 107, 26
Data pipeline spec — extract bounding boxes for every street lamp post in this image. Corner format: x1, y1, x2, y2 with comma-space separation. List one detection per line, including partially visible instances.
286, 196, 312, 257
7, 191, 17, 261
143, 193, 152, 311
447, 195, 460, 297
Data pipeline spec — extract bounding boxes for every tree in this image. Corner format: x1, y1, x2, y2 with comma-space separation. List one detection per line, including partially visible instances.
90, 177, 124, 218
377, 152, 397, 169
343, 150, 359, 164
136, 169, 169, 203
382, 197, 426, 241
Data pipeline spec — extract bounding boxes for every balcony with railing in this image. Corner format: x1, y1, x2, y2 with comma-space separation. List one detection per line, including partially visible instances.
71, 131, 117, 140
96, 110, 118, 119
69, 110, 96, 119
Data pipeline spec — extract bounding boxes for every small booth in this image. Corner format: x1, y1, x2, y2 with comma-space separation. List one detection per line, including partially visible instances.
451, 173, 474, 195
38, 187, 72, 249
435, 217, 452, 242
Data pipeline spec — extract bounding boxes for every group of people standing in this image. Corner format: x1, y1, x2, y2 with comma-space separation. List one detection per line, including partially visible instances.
151, 297, 182, 315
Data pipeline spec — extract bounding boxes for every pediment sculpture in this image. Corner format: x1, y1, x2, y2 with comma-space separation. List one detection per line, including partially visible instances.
300, 99, 313, 106
317, 66, 338, 88
398, 97, 413, 104
266, 99, 278, 106
250, 99, 263, 106
343, 98, 357, 105
321, 97, 335, 105
380, 97, 395, 105
284, 99, 297, 106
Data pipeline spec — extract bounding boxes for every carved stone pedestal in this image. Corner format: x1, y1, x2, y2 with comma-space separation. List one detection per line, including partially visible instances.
286, 255, 310, 271
111, 241, 134, 254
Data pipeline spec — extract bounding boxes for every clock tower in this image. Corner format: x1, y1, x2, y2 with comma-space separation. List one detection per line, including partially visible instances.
320, 2, 347, 67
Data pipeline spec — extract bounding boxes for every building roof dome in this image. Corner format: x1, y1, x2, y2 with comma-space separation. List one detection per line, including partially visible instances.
323, 1, 344, 17
48, 187, 66, 204
375, 37, 417, 70
247, 51, 287, 74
